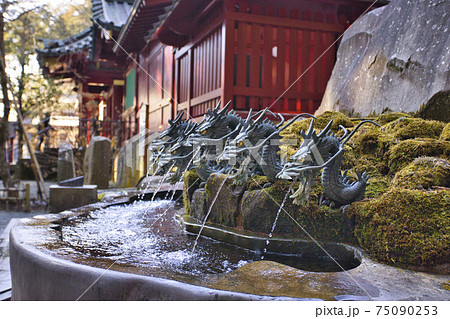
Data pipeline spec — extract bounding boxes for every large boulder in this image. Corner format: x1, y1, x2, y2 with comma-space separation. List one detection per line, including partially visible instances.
317, 0, 450, 116
83, 136, 111, 189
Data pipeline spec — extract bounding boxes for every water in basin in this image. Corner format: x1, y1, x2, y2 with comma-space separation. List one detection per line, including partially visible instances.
45, 200, 359, 287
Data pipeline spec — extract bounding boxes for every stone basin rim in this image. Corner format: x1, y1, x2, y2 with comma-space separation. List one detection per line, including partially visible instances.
9, 191, 450, 301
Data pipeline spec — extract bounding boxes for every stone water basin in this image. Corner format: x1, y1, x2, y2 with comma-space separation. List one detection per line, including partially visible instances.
9, 193, 450, 300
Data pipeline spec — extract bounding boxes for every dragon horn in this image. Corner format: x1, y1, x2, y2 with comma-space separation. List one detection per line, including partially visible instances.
250, 108, 268, 127
212, 100, 221, 115
306, 118, 315, 137
338, 125, 349, 141
341, 120, 381, 145
198, 114, 207, 126
218, 100, 232, 115
278, 113, 316, 133
275, 113, 285, 128
174, 110, 184, 123
249, 113, 316, 150
244, 109, 253, 127
317, 119, 334, 138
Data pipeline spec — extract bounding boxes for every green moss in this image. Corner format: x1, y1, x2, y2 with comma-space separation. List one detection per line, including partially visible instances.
241, 179, 356, 243
349, 126, 394, 157
349, 188, 450, 268
415, 90, 450, 122
245, 175, 269, 191
182, 169, 201, 214
387, 138, 450, 174
441, 281, 450, 291
364, 175, 390, 198
282, 111, 355, 159
440, 123, 450, 141
204, 173, 246, 227
343, 123, 394, 177
383, 117, 445, 140
283, 111, 354, 138
374, 112, 412, 126
391, 157, 450, 190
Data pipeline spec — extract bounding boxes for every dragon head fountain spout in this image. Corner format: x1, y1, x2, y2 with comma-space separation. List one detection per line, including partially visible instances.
277, 119, 380, 207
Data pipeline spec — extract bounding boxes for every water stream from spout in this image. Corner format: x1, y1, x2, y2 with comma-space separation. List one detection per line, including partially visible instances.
150, 161, 176, 202
148, 147, 201, 226
138, 162, 161, 200
164, 148, 199, 201
261, 183, 294, 259
191, 169, 234, 254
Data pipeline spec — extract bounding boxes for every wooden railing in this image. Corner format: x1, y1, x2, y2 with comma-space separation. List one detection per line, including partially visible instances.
0, 184, 31, 212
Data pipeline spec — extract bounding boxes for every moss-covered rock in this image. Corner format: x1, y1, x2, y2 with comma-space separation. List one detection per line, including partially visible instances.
182, 169, 201, 214
415, 90, 450, 123
391, 157, 450, 190
283, 111, 354, 138
240, 180, 356, 243
383, 117, 445, 140
190, 188, 207, 221
281, 111, 355, 159
349, 188, 450, 270
364, 175, 391, 198
374, 112, 412, 126
205, 173, 246, 227
440, 123, 450, 141
387, 138, 450, 174
245, 175, 269, 191
345, 126, 393, 177
350, 127, 394, 156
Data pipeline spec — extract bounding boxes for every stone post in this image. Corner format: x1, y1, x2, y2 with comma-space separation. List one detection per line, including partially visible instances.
83, 136, 111, 189
57, 143, 76, 183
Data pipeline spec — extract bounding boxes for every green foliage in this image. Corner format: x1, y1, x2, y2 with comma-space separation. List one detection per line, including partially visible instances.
42, 3, 92, 40
350, 189, 450, 268
391, 157, 450, 190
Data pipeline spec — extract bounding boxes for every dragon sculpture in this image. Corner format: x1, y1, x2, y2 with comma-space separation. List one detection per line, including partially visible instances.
277, 119, 380, 209
217, 108, 316, 185
147, 101, 379, 208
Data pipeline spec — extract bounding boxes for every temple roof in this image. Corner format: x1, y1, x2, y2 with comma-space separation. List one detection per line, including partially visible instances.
113, 0, 177, 53
37, 0, 135, 59
37, 27, 93, 57
92, 0, 135, 31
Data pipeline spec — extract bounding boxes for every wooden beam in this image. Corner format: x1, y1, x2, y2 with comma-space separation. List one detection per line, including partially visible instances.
226, 11, 346, 33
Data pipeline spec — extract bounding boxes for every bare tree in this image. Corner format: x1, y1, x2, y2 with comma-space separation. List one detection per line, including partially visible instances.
0, 0, 13, 187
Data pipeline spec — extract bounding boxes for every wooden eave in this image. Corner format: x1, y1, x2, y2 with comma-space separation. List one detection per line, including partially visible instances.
114, 0, 175, 54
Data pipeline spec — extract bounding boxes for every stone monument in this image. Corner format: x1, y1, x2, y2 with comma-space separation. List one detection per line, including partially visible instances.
83, 136, 111, 189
